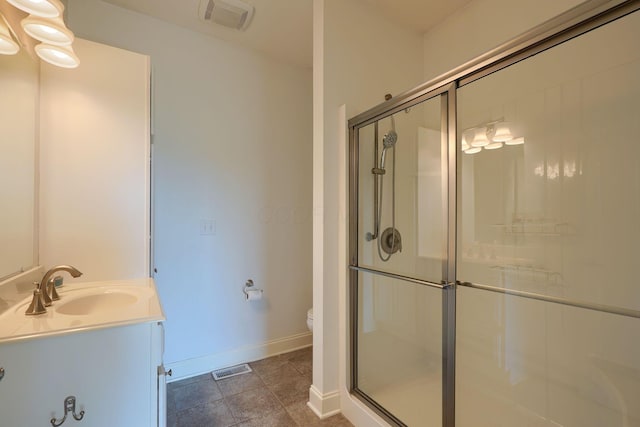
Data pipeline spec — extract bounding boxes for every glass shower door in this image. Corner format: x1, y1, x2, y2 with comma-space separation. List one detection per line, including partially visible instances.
456, 10, 640, 427
350, 92, 451, 426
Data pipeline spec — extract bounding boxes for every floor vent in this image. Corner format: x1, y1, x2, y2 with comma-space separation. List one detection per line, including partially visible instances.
211, 363, 252, 381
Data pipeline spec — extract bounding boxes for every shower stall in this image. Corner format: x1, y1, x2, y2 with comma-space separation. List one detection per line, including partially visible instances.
347, 1, 640, 426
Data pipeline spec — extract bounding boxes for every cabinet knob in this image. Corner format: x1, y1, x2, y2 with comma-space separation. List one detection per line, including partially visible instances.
166, 369, 172, 377
0, 367, 4, 381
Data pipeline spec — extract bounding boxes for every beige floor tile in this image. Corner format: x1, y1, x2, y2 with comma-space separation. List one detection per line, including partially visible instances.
224, 386, 283, 422
176, 399, 235, 427
216, 371, 265, 397
233, 408, 298, 426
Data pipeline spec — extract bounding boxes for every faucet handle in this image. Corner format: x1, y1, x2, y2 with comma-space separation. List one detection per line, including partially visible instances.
25, 282, 47, 316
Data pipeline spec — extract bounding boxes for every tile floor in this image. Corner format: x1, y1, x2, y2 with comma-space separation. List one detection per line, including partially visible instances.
167, 347, 353, 427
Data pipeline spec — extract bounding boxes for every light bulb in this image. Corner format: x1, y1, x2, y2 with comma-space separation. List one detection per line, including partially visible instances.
6, 0, 64, 18
0, 17, 20, 55
35, 43, 79, 68
22, 15, 74, 45
464, 147, 482, 154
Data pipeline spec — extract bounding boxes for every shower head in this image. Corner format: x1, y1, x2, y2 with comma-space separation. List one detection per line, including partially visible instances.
380, 132, 397, 169
383, 129, 397, 148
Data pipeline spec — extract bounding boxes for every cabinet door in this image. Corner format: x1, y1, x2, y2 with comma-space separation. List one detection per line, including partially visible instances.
0, 324, 154, 427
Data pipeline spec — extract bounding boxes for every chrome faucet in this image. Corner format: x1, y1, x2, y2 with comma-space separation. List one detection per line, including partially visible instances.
25, 265, 83, 316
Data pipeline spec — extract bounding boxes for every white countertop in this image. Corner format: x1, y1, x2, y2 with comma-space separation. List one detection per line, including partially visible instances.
0, 277, 165, 345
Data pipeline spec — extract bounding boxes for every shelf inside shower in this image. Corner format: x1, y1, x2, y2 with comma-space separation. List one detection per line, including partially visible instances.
490, 220, 573, 236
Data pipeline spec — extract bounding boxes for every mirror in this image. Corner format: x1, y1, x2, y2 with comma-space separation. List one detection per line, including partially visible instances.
0, 50, 39, 280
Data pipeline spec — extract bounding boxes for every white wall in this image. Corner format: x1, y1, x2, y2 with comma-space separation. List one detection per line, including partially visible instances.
66, 0, 313, 375
422, 0, 585, 81
39, 38, 150, 282
312, 0, 424, 421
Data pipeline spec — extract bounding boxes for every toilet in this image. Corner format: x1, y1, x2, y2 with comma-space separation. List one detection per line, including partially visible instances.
306, 308, 313, 332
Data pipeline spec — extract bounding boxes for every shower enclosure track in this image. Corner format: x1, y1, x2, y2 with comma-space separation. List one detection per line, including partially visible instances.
349, 266, 449, 290
458, 281, 640, 319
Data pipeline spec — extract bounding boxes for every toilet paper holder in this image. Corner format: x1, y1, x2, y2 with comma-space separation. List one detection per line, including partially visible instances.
243, 279, 263, 299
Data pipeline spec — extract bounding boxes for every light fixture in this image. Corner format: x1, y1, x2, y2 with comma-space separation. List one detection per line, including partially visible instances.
6, 0, 63, 18
491, 122, 514, 142
1, 0, 78, 67
35, 43, 79, 68
22, 14, 73, 45
485, 141, 503, 150
470, 127, 490, 147
0, 14, 19, 54
505, 136, 525, 145
461, 130, 473, 151
461, 118, 524, 154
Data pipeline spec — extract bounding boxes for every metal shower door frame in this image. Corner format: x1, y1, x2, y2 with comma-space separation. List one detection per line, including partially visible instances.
348, 82, 456, 426
347, 1, 640, 426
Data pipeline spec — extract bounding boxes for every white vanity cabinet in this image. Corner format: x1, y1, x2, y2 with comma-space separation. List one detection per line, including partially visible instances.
0, 322, 165, 427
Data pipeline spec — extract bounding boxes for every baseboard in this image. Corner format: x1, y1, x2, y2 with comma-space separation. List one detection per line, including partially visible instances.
307, 385, 341, 419
340, 389, 391, 427
166, 331, 312, 383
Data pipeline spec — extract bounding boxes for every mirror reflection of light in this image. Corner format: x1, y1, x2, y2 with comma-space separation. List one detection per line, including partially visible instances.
492, 122, 514, 142
505, 136, 525, 146
461, 132, 471, 151
564, 161, 576, 178
464, 147, 482, 154
547, 163, 560, 180
535, 161, 578, 179
471, 127, 490, 147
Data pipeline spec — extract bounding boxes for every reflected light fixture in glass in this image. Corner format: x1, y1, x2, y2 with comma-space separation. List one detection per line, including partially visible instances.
0, 16, 19, 55
461, 130, 473, 151
464, 147, 482, 154
470, 127, 490, 147
485, 141, 503, 150
22, 15, 73, 45
491, 122, 514, 142
505, 136, 525, 145
6, 0, 63, 18
35, 43, 79, 68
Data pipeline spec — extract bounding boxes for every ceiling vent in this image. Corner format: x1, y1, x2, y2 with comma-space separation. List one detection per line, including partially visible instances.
198, 0, 255, 31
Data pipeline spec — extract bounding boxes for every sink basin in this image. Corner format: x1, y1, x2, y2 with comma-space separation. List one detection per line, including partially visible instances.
55, 289, 140, 316
0, 278, 164, 344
